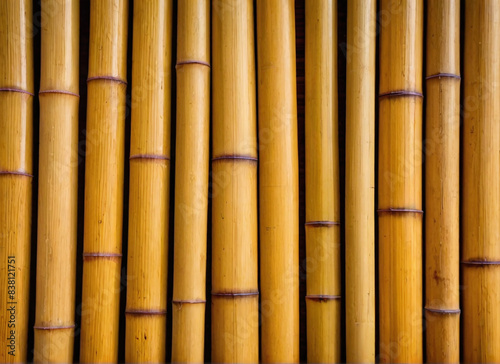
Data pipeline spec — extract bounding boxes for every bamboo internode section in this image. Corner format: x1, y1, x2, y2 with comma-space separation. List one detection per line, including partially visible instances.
124, 1, 172, 362
463, 1, 500, 362
0, 1, 33, 362
425, 1, 460, 363
171, 0, 210, 362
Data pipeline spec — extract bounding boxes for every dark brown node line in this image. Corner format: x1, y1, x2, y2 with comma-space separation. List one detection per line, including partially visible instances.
33, 324, 76, 330
87, 75, 127, 85
305, 221, 340, 227
129, 154, 170, 161
82, 252, 122, 260
125, 309, 167, 315
172, 299, 206, 304
212, 291, 260, 297
461, 260, 500, 266
378, 90, 424, 99
377, 208, 424, 214
424, 307, 461, 314
0, 87, 34, 96
39, 89, 80, 97
426, 72, 461, 80
305, 294, 341, 301
212, 155, 258, 162
0, 170, 33, 178
176, 59, 211, 69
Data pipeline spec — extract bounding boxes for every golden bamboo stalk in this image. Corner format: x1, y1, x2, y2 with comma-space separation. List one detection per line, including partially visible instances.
256, 0, 299, 362
170, 0, 209, 362
34, 0, 79, 362
211, 1, 258, 362
125, 1, 172, 362
463, 1, 500, 362
425, 1, 460, 363
378, 0, 423, 362
345, 0, 376, 362
305, 0, 340, 362
79, 0, 128, 362
0, 1, 33, 362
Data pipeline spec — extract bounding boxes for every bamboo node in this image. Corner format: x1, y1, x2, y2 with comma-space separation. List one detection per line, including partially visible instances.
212, 155, 258, 162
211, 291, 259, 297
378, 90, 423, 99
39, 89, 80, 98
172, 299, 206, 304
0, 170, 33, 178
305, 295, 341, 302
125, 309, 167, 316
176, 59, 211, 69
377, 208, 423, 214
426, 73, 461, 80
304, 221, 340, 227
461, 260, 500, 266
33, 324, 75, 330
425, 307, 461, 315
87, 75, 128, 85
0, 87, 34, 96
83, 252, 122, 260
129, 154, 170, 161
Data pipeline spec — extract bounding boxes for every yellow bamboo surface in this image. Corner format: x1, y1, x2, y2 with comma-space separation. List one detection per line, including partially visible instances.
463, 1, 500, 362
425, 1, 460, 363
305, 0, 340, 363
125, 1, 172, 362
256, 0, 299, 362
80, 0, 128, 362
34, 0, 79, 362
345, 0, 376, 362
378, 0, 423, 362
212, 0, 258, 362
171, 0, 209, 362
0, 1, 33, 362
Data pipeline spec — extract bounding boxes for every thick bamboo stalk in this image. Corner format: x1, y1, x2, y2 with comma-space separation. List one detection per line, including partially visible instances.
305, 0, 340, 363
171, 0, 210, 362
378, 0, 423, 362
345, 0, 376, 362
463, 1, 500, 362
211, 1, 258, 362
425, 1, 460, 363
80, 0, 128, 362
256, 1, 299, 362
34, 0, 79, 362
125, 1, 172, 362
0, 1, 33, 361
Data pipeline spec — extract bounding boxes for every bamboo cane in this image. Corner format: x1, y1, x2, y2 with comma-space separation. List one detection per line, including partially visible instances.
463, 1, 500, 362
425, 1, 460, 363
170, 0, 209, 362
305, 0, 340, 363
80, 0, 128, 362
378, 0, 423, 362
125, 1, 172, 362
34, 0, 79, 362
345, 0, 376, 362
0, 1, 33, 362
211, 1, 258, 362
256, 1, 299, 362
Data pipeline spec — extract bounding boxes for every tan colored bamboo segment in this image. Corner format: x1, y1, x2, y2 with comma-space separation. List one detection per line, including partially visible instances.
80, 0, 128, 362
257, 1, 299, 362
125, 1, 172, 362
171, 0, 210, 363
0, 1, 33, 361
425, 1, 460, 363
305, 0, 340, 362
463, 1, 500, 362
34, 0, 79, 362
345, 0, 376, 362
378, 1, 423, 362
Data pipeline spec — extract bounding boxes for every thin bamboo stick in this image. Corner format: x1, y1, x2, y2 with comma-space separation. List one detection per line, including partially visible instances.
80, 0, 128, 362
125, 1, 172, 362
256, 0, 299, 362
425, 1, 460, 363
211, 1, 258, 362
170, 0, 209, 362
378, 0, 423, 362
305, 0, 340, 362
463, 1, 500, 362
34, 0, 79, 362
345, 0, 376, 362
0, 1, 33, 362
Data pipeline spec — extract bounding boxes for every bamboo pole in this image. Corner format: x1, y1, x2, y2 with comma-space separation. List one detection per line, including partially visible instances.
125, 1, 172, 362
345, 0, 376, 362
425, 1, 460, 363
34, 0, 79, 362
170, 0, 209, 362
378, 0, 423, 362
256, 1, 299, 362
463, 1, 500, 362
211, 1, 258, 362
0, 1, 33, 362
80, 0, 128, 362
305, 0, 340, 363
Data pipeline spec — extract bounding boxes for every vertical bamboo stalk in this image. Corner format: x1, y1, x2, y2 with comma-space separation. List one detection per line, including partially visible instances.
34, 0, 79, 362
463, 1, 500, 362
211, 1, 259, 362
345, 0, 376, 362
378, 0, 423, 362
256, 1, 299, 362
0, 1, 33, 361
425, 1, 460, 363
305, 0, 340, 362
125, 1, 172, 362
80, 0, 128, 362
171, 0, 209, 362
